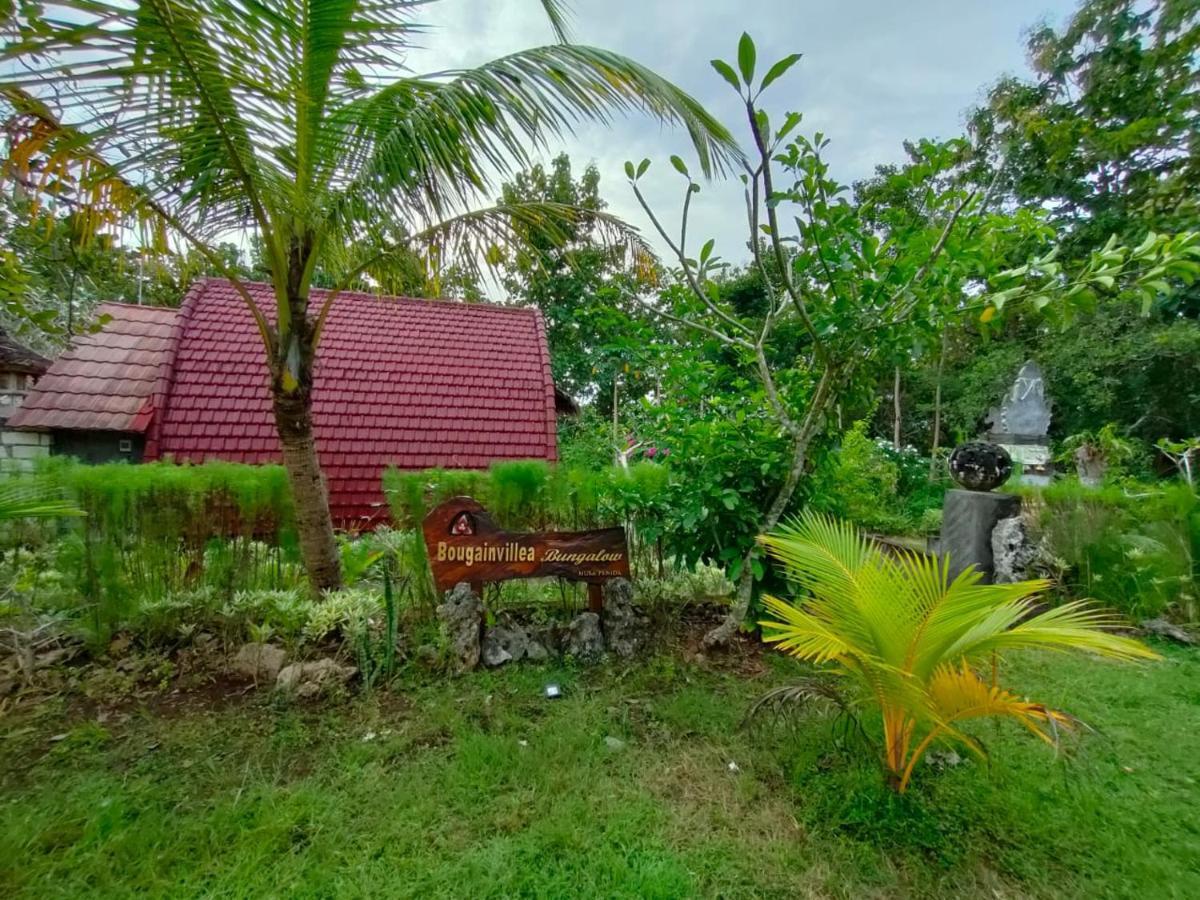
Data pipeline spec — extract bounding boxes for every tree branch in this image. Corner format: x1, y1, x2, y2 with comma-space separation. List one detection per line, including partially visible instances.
630, 179, 756, 339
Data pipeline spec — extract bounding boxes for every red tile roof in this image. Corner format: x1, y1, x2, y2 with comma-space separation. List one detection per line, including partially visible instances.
7, 303, 178, 432
15, 279, 558, 523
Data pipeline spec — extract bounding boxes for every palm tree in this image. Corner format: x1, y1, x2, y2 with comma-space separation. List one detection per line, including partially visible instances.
0, 2, 737, 591
756, 511, 1155, 792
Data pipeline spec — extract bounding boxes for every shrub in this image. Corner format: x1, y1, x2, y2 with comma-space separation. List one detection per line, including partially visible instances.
123, 587, 312, 647
1030, 478, 1198, 620
808, 424, 947, 536
301, 588, 380, 643
635, 561, 733, 623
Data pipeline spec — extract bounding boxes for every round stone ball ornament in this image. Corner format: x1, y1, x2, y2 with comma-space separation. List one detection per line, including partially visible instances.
949, 442, 1013, 492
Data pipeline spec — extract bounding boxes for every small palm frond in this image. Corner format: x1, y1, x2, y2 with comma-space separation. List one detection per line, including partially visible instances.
760, 510, 874, 599
742, 676, 850, 726
759, 510, 911, 667
0, 485, 84, 522
927, 661, 1078, 745
948, 600, 1159, 662
758, 592, 858, 663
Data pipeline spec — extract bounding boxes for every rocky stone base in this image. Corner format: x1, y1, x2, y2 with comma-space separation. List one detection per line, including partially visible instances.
436, 578, 650, 671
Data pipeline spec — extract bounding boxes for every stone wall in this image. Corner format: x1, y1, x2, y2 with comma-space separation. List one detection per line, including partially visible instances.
0, 427, 51, 469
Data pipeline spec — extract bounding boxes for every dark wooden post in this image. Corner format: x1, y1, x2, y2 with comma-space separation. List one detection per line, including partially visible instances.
587, 582, 603, 614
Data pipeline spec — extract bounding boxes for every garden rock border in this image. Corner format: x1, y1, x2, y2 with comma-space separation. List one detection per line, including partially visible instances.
446, 578, 650, 670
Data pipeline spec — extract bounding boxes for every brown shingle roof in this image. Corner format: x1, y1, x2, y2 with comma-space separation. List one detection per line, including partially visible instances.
0, 329, 51, 375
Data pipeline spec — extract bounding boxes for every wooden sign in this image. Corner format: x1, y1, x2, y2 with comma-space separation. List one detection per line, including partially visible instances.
422, 497, 630, 611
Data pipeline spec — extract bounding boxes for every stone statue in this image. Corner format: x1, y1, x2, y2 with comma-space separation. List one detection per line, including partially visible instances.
986, 360, 1053, 485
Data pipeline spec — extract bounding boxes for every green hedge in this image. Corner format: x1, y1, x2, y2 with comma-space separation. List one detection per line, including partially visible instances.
2, 459, 301, 645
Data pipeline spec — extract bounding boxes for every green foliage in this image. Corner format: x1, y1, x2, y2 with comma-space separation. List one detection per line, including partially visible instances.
634, 561, 733, 624
354, 572, 403, 691
809, 423, 946, 535
383, 459, 676, 578
125, 587, 310, 648
0, 191, 255, 346
1030, 478, 1199, 620
301, 588, 380, 644
0, 459, 300, 648
557, 407, 617, 471
810, 423, 901, 531
498, 154, 660, 417
973, 0, 1200, 288
645, 394, 791, 581
1058, 423, 1149, 480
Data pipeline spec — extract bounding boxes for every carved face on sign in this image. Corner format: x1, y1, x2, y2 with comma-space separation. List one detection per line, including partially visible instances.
450, 512, 476, 536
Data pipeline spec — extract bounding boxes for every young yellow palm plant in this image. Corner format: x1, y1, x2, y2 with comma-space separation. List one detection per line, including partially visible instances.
758, 511, 1157, 792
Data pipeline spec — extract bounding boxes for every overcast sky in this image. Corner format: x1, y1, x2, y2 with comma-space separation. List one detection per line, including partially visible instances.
406, 0, 1079, 269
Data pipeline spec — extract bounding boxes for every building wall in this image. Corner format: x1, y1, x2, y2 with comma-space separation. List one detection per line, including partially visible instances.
52, 431, 144, 464
0, 372, 51, 469
0, 370, 37, 420
0, 427, 51, 469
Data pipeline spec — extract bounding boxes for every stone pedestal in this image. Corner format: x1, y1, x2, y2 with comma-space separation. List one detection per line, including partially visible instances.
940, 489, 1021, 583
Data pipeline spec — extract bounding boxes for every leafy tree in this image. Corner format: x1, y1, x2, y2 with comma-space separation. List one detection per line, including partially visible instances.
499, 153, 661, 424
756, 512, 1155, 792
972, 0, 1200, 285
0, 191, 254, 350
889, 0, 1200, 455
1, 1, 736, 590
627, 33, 1198, 646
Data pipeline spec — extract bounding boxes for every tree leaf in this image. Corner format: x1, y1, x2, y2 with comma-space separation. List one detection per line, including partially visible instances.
710, 59, 741, 91
737, 33, 756, 85
759, 53, 801, 92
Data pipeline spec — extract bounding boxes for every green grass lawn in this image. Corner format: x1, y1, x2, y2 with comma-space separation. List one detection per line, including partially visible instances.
2, 643, 1198, 898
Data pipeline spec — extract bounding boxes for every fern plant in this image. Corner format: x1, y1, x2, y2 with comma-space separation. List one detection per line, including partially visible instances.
757, 511, 1156, 792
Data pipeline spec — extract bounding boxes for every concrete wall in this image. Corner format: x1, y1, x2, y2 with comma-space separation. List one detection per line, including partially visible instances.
0, 427, 51, 469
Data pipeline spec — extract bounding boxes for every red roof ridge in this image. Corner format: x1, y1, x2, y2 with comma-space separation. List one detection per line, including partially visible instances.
196, 276, 532, 316
143, 282, 204, 454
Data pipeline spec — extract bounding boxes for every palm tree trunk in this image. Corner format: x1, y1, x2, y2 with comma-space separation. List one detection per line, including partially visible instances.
272, 380, 342, 593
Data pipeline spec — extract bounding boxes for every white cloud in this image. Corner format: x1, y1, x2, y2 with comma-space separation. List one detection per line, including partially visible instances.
405, 0, 1075, 272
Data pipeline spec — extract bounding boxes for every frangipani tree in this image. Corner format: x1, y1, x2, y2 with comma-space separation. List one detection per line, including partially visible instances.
0, 1, 738, 590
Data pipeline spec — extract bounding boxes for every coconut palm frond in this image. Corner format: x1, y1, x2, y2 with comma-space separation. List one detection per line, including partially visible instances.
743, 676, 851, 725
